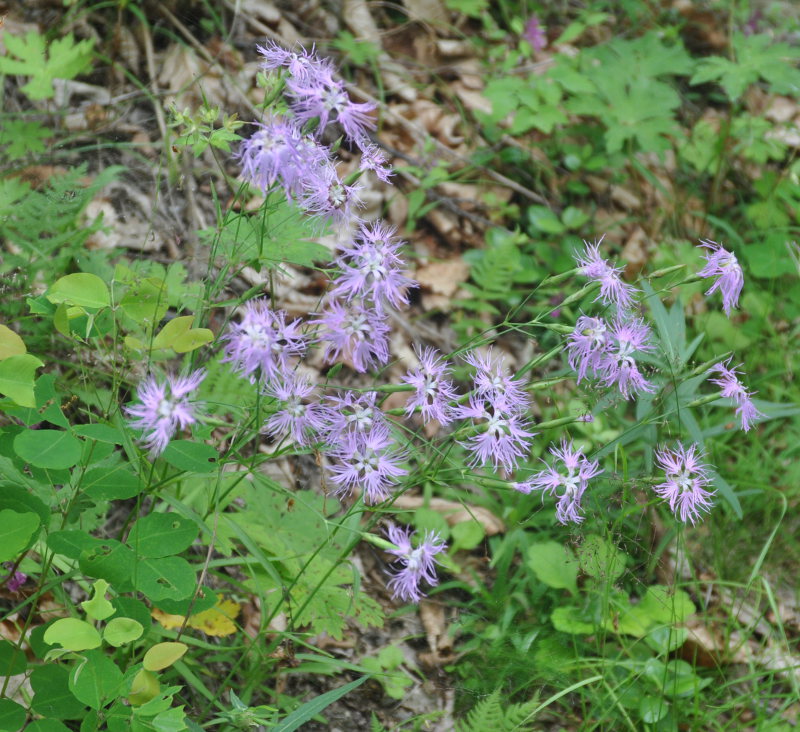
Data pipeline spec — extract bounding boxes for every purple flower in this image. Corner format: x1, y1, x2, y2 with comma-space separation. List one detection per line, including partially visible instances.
567, 315, 609, 383
256, 41, 333, 81
465, 348, 530, 413
401, 346, 459, 426
322, 390, 386, 440
698, 240, 744, 316
523, 15, 547, 52
330, 221, 414, 312
314, 300, 390, 373
654, 443, 715, 524
597, 318, 655, 398
708, 359, 764, 431
513, 439, 602, 525
575, 238, 636, 311
263, 375, 327, 446
327, 423, 407, 504
125, 370, 206, 457
2, 563, 26, 593
456, 395, 534, 471
286, 63, 376, 145
299, 164, 364, 224
385, 524, 446, 603
222, 300, 307, 383
359, 144, 394, 182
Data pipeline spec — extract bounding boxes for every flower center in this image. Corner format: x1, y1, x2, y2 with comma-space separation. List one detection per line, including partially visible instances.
157, 398, 175, 419
406, 547, 424, 573
674, 469, 694, 494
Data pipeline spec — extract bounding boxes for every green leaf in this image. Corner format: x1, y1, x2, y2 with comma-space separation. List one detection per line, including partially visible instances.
26, 721, 72, 732
526, 541, 579, 595
0, 324, 26, 360
0, 639, 28, 676
30, 664, 88, 719
81, 464, 141, 500
128, 512, 198, 558
143, 642, 188, 671
0, 353, 44, 407
104, 618, 144, 647
73, 424, 124, 444
527, 205, 565, 234
44, 618, 102, 651
272, 676, 369, 732
550, 606, 595, 634
47, 274, 110, 310
120, 277, 168, 327
161, 440, 218, 474
449, 521, 485, 553
0, 509, 40, 562
137, 556, 196, 601
47, 530, 102, 560
639, 696, 669, 724
0, 699, 27, 732
14, 428, 82, 469
81, 579, 115, 621
69, 650, 123, 710
151, 316, 213, 353
79, 540, 135, 589
578, 534, 626, 581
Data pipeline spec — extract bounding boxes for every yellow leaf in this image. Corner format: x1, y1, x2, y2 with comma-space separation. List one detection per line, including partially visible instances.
151, 607, 186, 631
151, 598, 241, 637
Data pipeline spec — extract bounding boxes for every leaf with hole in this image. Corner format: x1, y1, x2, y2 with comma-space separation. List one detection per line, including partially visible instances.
128, 512, 198, 558
137, 556, 196, 601
161, 440, 218, 473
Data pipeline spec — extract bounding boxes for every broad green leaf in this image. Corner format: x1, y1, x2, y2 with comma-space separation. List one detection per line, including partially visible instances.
120, 277, 168, 326
81, 579, 115, 621
0, 699, 26, 732
0, 353, 44, 407
128, 512, 198, 558
128, 669, 160, 706
79, 540, 135, 589
578, 534, 626, 581
73, 424, 124, 444
639, 696, 670, 724
152, 316, 213, 353
81, 464, 141, 500
162, 440, 218, 474
30, 664, 87, 719
0, 639, 28, 675
104, 618, 144, 647
26, 721, 72, 732
0, 509, 40, 562
449, 521, 485, 553
14, 428, 82, 469
47, 273, 110, 309
69, 650, 123, 710
47, 530, 103, 560
0, 324, 26, 360
551, 606, 595, 635
526, 541, 579, 595
137, 556, 196, 601
44, 618, 102, 651
172, 327, 213, 353
142, 642, 188, 671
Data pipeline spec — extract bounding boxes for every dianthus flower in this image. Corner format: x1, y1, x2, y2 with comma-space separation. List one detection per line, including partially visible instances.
513, 439, 603, 525
708, 359, 764, 432
654, 443, 715, 524
523, 15, 547, 52
330, 221, 414, 312
237, 118, 308, 197
327, 423, 407, 504
456, 395, 534, 471
125, 370, 206, 457
322, 390, 386, 440
263, 375, 327, 446
566, 315, 609, 383
465, 348, 531, 414
385, 524, 447, 603
314, 300, 390, 373
575, 238, 636, 311
286, 63, 376, 145
697, 240, 744, 316
222, 300, 307, 383
597, 318, 655, 398
359, 143, 394, 182
256, 41, 333, 80
299, 164, 364, 224
401, 345, 459, 426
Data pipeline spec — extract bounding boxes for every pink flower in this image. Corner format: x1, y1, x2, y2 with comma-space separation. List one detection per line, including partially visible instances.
697, 240, 744, 316
654, 443, 715, 524
708, 359, 764, 431
385, 524, 446, 603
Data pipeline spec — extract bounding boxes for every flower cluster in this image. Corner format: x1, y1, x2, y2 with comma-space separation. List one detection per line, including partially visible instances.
654, 443, 715, 524
514, 440, 603, 524
708, 359, 763, 431
385, 524, 446, 603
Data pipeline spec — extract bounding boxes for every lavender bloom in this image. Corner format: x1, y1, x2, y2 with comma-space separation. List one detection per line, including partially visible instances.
299, 164, 364, 224
2, 563, 26, 593
456, 395, 534, 471
223, 300, 307, 383
654, 443, 715, 524
359, 143, 394, 182
523, 15, 547, 52
256, 41, 332, 80
314, 300, 390, 373
567, 315, 609, 383
465, 348, 531, 414
385, 524, 446, 603
286, 63, 376, 145
401, 346, 459, 425
330, 221, 414, 312
575, 239, 636, 311
513, 440, 603, 525
597, 318, 655, 398
708, 359, 764, 431
698, 240, 744, 316
328, 423, 407, 504
263, 375, 327, 446
322, 390, 386, 439
125, 370, 206, 457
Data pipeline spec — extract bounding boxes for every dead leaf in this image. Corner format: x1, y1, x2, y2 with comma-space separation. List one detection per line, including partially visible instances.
152, 597, 241, 636
392, 495, 505, 535
416, 258, 470, 297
